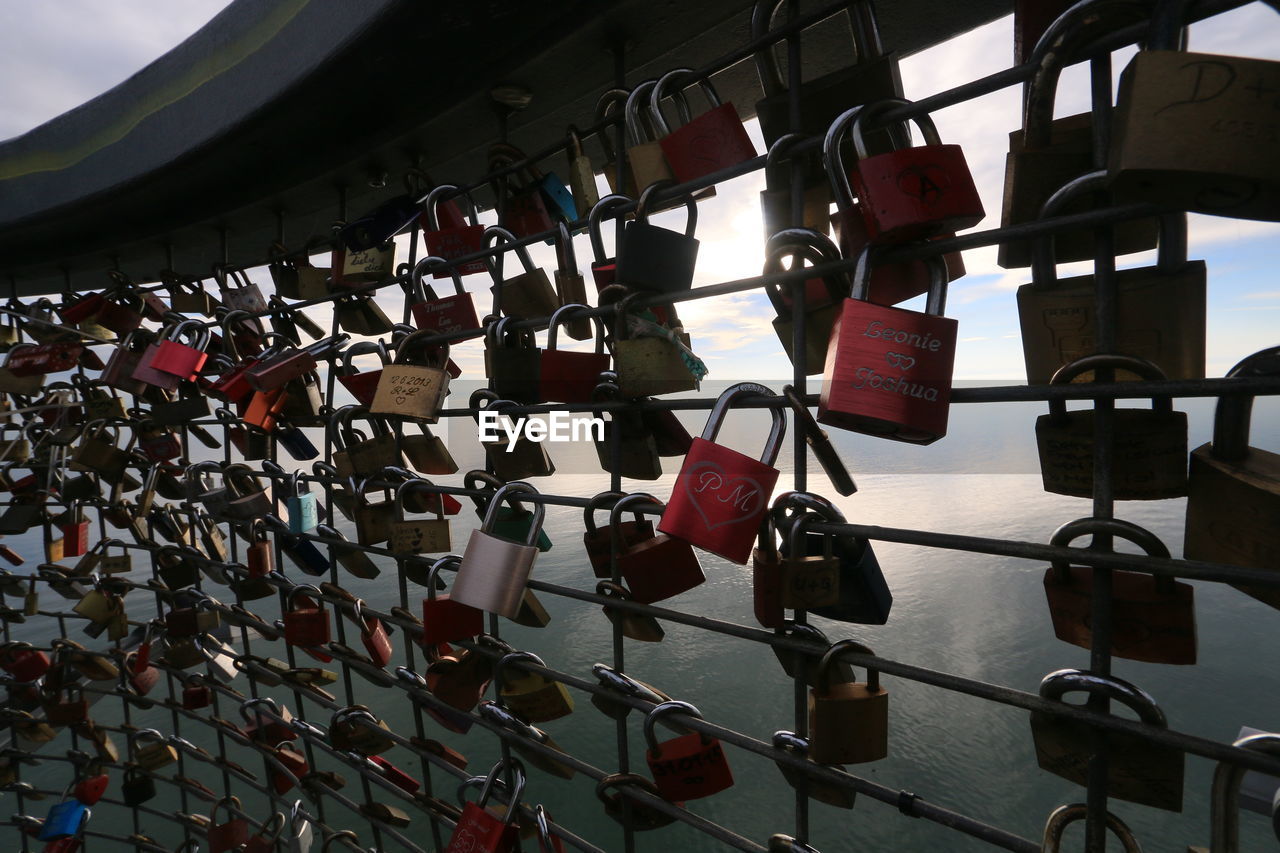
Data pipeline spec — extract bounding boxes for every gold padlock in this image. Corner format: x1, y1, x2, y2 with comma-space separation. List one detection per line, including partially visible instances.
496, 652, 574, 723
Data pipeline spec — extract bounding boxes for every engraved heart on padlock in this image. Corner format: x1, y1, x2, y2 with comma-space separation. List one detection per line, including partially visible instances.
885, 352, 916, 371
682, 460, 765, 531
895, 164, 950, 205
689, 130, 732, 168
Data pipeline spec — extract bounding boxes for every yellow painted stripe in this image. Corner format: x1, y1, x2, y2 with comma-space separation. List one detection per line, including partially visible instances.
0, 0, 309, 181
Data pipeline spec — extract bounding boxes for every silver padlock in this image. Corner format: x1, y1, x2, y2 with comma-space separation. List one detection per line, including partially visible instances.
289, 800, 314, 852
1186, 732, 1280, 853
451, 482, 545, 619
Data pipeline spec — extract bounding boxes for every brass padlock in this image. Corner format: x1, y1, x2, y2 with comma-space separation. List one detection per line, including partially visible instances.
1184, 346, 1280, 610
389, 478, 451, 556
780, 511, 841, 610
133, 728, 179, 771
610, 292, 701, 399
370, 330, 451, 422
1040, 804, 1143, 852
331, 405, 403, 480
588, 664, 671, 720
1035, 354, 1188, 500
625, 80, 676, 196
1016, 177, 1205, 384
496, 651, 574, 723
597, 581, 664, 643
485, 226, 558, 320
807, 639, 888, 765
1029, 668, 1183, 811
771, 731, 855, 809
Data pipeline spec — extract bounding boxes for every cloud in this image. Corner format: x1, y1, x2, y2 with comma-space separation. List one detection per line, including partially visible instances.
1242, 291, 1280, 301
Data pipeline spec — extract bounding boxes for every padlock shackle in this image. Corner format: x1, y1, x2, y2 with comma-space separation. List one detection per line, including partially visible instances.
239, 695, 283, 723
648, 67, 705, 136
771, 730, 810, 754
643, 699, 707, 755
1040, 803, 1143, 852
763, 227, 848, 315
1045, 353, 1173, 420
546, 303, 604, 353
1200, 733, 1280, 852
424, 184, 479, 231
411, 254, 468, 298
608, 492, 659, 551
850, 97, 939, 160
701, 382, 787, 467
787, 510, 835, 558
476, 756, 527, 823
752, 0, 885, 94
482, 482, 545, 546
425, 554, 461, 600
482, 225, 537, 282
495, 650, 548, 696
768, 834, 823, 853
583, 490, 629, 535
591, 663, 666, 706
636, 179, 697, 236
1031, 170, 1188, 286
555, 220, 578, 273
393, 329, 450, 367
594, 88, 631, 159
625, 79, 662, 147
817, 638, 877, 693
1048, 516, 1171, 571
1211, 345, 1280, 462
1037, 667, 1167, 726
588, 194, 634, 264
286, 583, 324, 611
851, 245, 949, 315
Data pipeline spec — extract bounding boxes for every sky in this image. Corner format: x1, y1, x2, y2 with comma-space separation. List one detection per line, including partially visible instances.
1, 1, 1277, 381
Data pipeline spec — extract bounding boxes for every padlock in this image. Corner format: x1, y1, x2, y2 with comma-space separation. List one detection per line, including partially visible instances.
331, 405, 404, 479
222, 464, 272, 521
488, 143, 559, 239
390, 479, 451, 555
598, 581, 666, 643
592, 381, 663, 480
765, 227, 848, 375
593, 88, 636, 196
445, 758, 526, 853
1185, 732, 1280, 853
609, 291, 705, 399
808, 639, 888, 765
774, 492, 890, 625
352, 599, 392, 668
753, 510, 787, 629
423, 184, 489, 277
624, 80, 677, 196
207, 796, 250, 853
400, 420, 459, 475
409, 255, 482, 339
283, 585, 331, 649
271, 743, 309, 795
564, 125, 601, 226
473, 391, 555, 480
539, 303, 610, 403
1017, 175, 1205, 383
485, 225, 558, 319
121, 766, 156, 806
42, 682, 87, 726
818, 248, 957, 443
333, 340, 384, 408
6, 341, 84, 377
138, 319, 209, 387
1035, 354, 1189, 499
133, 728, 178, 771
752, 0, 904, 163
838, 97, 985, 242
241, 811, 286, 853
771, 731, 856, 809
589, 664, 671, 719
783, 386, 857, 496
1184, 346, 1280, 610
69, 421, 131, 482
644, 700, 734, 800
649, 68, 756, 184
759, 133, 836, 242
286, 472, 318, 534
422, 555, 485, 644
998, 4, 1159, 268
1109, 2, 1280, 220
1029, 668, 1184, 811
329, 705, 395, 755
218, 266, 268, 312
582, 490, 656, 578
240, 697, 298, 744
484, 318, 542, 405
659, 382, 785, 564
778, 511, 841, 610
37, 799, 89, 842
597, 773, 678, 831
287, 801, 315, 853
453, 483, 545, 619
611, 491, 704, 603
587, 194, 631, 290
332, 239, 394, 288
496, 651, 574, 723
616, 181, 699, 294
371, 330, 451, 422
1043, 517, 1196, 665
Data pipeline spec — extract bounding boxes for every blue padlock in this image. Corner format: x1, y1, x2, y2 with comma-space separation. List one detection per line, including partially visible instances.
38, 799, 89, 841
277, 420, 319, 461
538, 172, 579, 223
282, 532, 330, 577
286, 472, 318, 534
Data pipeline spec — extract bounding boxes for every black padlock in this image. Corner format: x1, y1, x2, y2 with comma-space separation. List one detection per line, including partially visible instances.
616, 181, 699, 293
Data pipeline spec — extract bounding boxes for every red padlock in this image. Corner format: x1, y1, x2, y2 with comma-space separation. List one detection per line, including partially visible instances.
71, 773, 108, 806
410, 257, 482, 339
423, 185, 488, 277
355, 599, 393, 668
818, 249, 957, 443
0, 642, 51, 681
370, 755, 421, 794
282, 585, 331, 649
651, 68, 758, 184
335, 340, 387, 407
588, 195, 631, 290
7, 342, 85, 377
539, 304, 611, 403
421, 556, 484, 645
582, 491, 656, 578
58, 513, 89, 558
841, 98, 985, 243
658, 383, 785, 565
57, 292, 106, 325
445, 758, 526, 853
149, 319, 210, 381
182, 681, 212, 710
270, 743, 308, 794
644, 700, 734, 801
207, 796, 249, 853
611, 492, 704, 604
